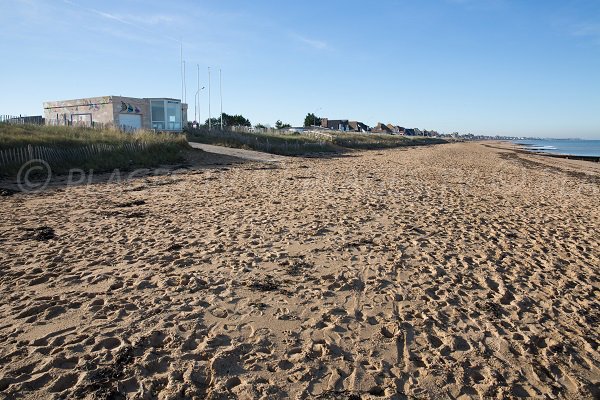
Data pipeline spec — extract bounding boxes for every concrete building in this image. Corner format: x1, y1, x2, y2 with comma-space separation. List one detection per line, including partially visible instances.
43, 96, 188, 131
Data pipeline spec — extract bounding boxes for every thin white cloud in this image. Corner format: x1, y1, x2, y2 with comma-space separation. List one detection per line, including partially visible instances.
571, 22, 600, 46
292, 34, 328, 50
445, 0, 506, 10
572, 23, 600, 37
93, 11, 176, 26
62, 0, 181, 43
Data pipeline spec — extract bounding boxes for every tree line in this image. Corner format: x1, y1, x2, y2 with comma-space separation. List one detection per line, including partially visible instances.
194, 112, 323, 130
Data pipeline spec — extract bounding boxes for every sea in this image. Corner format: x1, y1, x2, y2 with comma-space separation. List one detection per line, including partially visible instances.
513, 139, 600, 157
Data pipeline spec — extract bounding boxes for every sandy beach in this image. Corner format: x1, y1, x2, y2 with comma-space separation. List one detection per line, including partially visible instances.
0, 141, 598, 399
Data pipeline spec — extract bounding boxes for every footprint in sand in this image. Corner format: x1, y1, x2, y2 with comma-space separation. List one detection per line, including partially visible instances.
91, 337, 121, 351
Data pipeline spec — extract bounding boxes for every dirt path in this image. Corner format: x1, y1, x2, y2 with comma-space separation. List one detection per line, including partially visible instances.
188, 141, 289, 163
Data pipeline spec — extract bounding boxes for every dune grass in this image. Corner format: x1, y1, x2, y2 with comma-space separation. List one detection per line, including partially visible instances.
186, 127, 339, 155
186, 127, 446, 155
331, 132, 446, 149
0, 124, 190, 176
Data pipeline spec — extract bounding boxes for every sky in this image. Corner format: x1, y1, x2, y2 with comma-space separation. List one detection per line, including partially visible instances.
0, 0, 599, 138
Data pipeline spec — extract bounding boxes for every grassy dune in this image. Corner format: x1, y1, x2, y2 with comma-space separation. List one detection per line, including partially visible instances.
186, 127, 338, 155
186, 127, 446, 155
331, 131, 447, 149
0, 124, 190, 176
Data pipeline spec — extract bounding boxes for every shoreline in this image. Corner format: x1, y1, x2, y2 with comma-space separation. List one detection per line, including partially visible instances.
512, 142, 600, 162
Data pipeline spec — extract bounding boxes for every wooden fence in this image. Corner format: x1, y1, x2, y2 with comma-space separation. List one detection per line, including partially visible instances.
1, 115, 134, 131
0, 142, 149, 170
0, 115, 44, 125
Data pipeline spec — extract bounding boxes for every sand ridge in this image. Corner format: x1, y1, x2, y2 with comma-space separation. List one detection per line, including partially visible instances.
0, 142, 598, 399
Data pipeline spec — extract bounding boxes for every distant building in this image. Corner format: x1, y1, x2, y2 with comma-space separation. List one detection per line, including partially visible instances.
320, 118, 350, 131
404, 128, 423, 136
386, 124, 405, 134
349, 121, 370, 132
371, 122, 393, 134
321, 118, 370, 132
287, 127, 307, 133
43, 96, 188, 131
2, 115, 44, 125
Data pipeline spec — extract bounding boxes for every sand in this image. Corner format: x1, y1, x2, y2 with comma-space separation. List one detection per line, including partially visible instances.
0, 142, 598, 399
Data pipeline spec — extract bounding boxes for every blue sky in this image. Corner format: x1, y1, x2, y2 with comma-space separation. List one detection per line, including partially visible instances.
1, 0, 599, 138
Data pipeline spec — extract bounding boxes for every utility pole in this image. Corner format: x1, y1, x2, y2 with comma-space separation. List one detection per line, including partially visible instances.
219, 68, 223, 130
208, 67, 211, 130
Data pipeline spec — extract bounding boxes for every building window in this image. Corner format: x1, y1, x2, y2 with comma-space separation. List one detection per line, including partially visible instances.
166, 101, 181, 130
151, 100, 165, 130
71, 113, 92, 126
151, 99, 181, 131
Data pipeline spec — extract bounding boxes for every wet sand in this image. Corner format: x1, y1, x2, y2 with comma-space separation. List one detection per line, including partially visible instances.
0, 142, 598, 399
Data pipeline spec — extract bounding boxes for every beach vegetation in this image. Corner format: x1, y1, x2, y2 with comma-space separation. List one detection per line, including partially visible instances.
0, 124, 189, 176
185, 126, 446, 156
304, 113, 321, 127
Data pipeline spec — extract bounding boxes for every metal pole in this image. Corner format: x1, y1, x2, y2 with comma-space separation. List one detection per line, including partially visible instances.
198, 88, 203, 126
220, 68, 223, 130
183, 60, 186, 105
208, 67, 211, 130
314, 107, 322, 127
196, 64, 200, 123
180, 41, 184, 106
194, 92, 198, 123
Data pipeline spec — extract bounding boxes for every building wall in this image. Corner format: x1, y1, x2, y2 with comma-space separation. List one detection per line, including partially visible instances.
111, 96, 151, 129
43, 96, 114, 126
321, 118, 349, 131
182, 103, 188, 125
43, 96, 188, 130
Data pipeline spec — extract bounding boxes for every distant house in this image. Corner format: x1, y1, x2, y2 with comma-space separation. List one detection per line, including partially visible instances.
404, 128, 422, 136
320, 118, 350, 131
349, 121, 369, 132
371, 122, 393, 134
43, 96, 188, 131
386, 124, 405, 134
320, 118, 371, 132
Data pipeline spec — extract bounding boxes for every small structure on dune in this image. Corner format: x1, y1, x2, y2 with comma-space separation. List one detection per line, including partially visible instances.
43, 96, 188, 132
